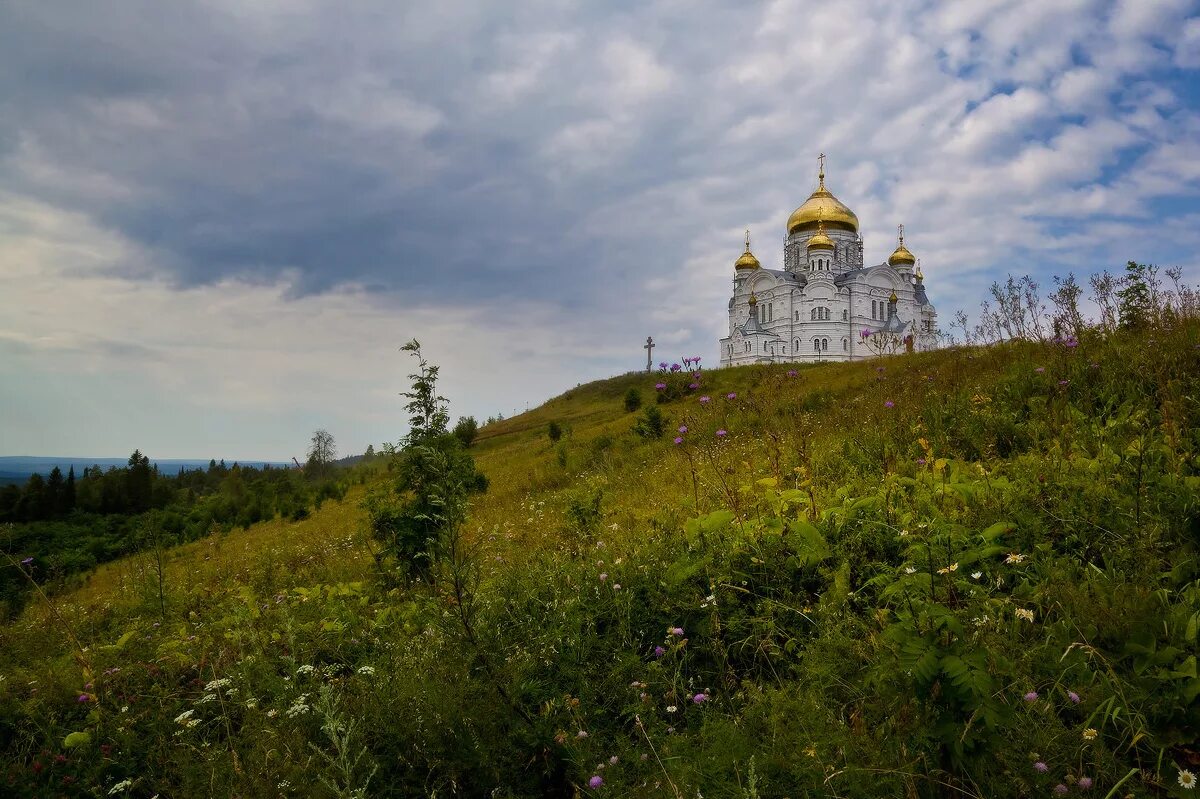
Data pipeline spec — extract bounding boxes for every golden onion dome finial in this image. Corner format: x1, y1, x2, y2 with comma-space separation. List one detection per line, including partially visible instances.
734, 228, 761, 271
807, 213, 835, 251
787, 154, 859, 235
889, 290, 898, 303
748, 292, 758, 306
888, 223, 916, 267
915, 258, 924, 281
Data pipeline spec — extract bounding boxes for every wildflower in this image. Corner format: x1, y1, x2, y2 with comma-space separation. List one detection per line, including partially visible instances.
689, 382, 700, 389
1005, 553, 1025, 564
1078, 776, 1093, 789
108, 779, 134, 795
699, 395, 710, 404
715, 429, 727, 437
916, 458, 926, 466
1024, 691, 1039, 703
1064, 337, 1079, 348
936, 562, 958, 575
726, 392, 737, 400
1082, 728, 1097, 741
296, 665, 315, 676
971, 571, 982, 580
655, 383, 666, 390
666, 705, 677, 713
653, 646, 665, 657
903, 567, 916, 574
659, 361, 668, 370
671, 363, 681, 372
1058, 380, 1069, 387
77, 694, 90, 703
860, 328, 871, 339
267, 709, 278, 718
692, 693, 707, 704
1035, 367, 1045, 373
1054, 785, 1068, 795
1179, 769, 1197, 789
1033, 761, 1048, 773
1015, 608, 1035, 622
609, 755, 618, 765
671, 627, 684, 636
787, 370, 797, 377
357, 666, 376, 676
613, 584, 621, 590
884, 400, 894, 408
678, 425, 688, 434
174, 709, 196, 725
576, 730, 589, 739
20, 557, 33, 565
1068, 690, 1080, 703
599, 573, 607, 582
589, 775, 603, 789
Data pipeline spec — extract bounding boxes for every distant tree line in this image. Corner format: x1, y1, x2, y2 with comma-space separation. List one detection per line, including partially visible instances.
0, 448, 350, 618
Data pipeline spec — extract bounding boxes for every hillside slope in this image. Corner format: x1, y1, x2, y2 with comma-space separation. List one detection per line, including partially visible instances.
2, 326, 1199, 798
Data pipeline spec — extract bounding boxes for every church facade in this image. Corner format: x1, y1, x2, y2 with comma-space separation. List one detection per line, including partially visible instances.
719, 157, 937, 367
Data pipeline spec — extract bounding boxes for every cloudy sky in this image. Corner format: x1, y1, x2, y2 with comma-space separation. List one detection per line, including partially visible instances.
2, 0, 1199, 460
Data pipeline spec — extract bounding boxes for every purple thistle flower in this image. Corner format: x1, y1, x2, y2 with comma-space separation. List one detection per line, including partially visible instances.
917, 458, 926, 466
1065, 337, 1079, 348
1068, 691, 1081, 704
589, 775, 603, 789
692, 693, 707, 704
786, 370, 797, 377
1054, 785, 1068, 795
655, 382, 666, 390
715, 429, 727, 437
653, 646, 665, 657
670, 363, 681, 372
673, 437, 684, 445
884, 400, 894, 408
77, 694, 89, 703
1077, 776, 1093, 789
860, 328, 871, 339
1034, 762, 1048, 773
678, 425, 688, 434
20, 557, 33, 565
726, 392, 736, 400
694, 356, 701, 362
671, 627, 684, 636
1058, 380, 1069, 386
1023, 691, 1038, 702
1035, 367, 1045, 373
689, 382, 700, 390
699, 395, 710, 404
659, 361, 668, 369
693, 372, 702, 380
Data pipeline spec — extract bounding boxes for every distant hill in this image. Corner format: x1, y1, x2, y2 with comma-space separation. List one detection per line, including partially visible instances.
0, 455, 289, 481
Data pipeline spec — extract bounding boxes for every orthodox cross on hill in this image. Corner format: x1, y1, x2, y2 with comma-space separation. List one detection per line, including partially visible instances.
644, 336, 655, 372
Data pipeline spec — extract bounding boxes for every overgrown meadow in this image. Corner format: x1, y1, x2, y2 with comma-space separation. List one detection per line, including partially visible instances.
2, 316, 1199, 796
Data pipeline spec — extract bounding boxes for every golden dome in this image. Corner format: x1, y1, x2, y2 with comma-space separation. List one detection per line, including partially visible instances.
787, 155, 859, 235
807, 218, 835, 250
888, 224, 916, 267
889, 290, 898, 303
734, 230, 761, 271
748, 292, 758, 306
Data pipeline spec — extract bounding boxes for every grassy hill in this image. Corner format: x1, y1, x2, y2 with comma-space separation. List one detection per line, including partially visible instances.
2, 323, 1199, 797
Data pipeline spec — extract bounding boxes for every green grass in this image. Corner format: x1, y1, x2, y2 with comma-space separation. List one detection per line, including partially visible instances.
2, 324, 1199, 797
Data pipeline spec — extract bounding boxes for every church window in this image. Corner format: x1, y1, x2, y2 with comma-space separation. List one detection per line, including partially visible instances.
822, 338, 828, 350
842, 309, 848, 321
810, 309, 816, 321
794, 338, 800, 350
842, 338, 848, 351
794, 311, 799, 321
813, 340, 820, 352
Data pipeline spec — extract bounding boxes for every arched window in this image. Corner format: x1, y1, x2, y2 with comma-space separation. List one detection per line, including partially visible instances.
794, 310, 799, 321
813, 340, 820, 352
842, 309, 848, 321
822, 338, 829, 351
810, 309, 816, 321
842, 338, 848, 351
794, 338, 800, 350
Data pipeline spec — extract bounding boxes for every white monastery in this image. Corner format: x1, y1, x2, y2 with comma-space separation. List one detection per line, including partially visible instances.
719, 156, 938, 366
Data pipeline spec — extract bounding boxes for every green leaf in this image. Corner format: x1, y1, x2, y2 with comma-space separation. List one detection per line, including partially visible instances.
62, 731, 91, 748
979, 521, 1015, 542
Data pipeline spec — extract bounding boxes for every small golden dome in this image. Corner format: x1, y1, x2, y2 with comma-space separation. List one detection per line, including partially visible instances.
889, 290, 898, 303
787, 155, 859, 235
915, 263, 924, 281
888, 224, 916, 267
734, 229, 761, 271
807, 218, 835, 251
748, 292, 758, 306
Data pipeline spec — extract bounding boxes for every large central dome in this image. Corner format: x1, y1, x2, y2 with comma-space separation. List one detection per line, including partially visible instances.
786, 160, 859, 235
